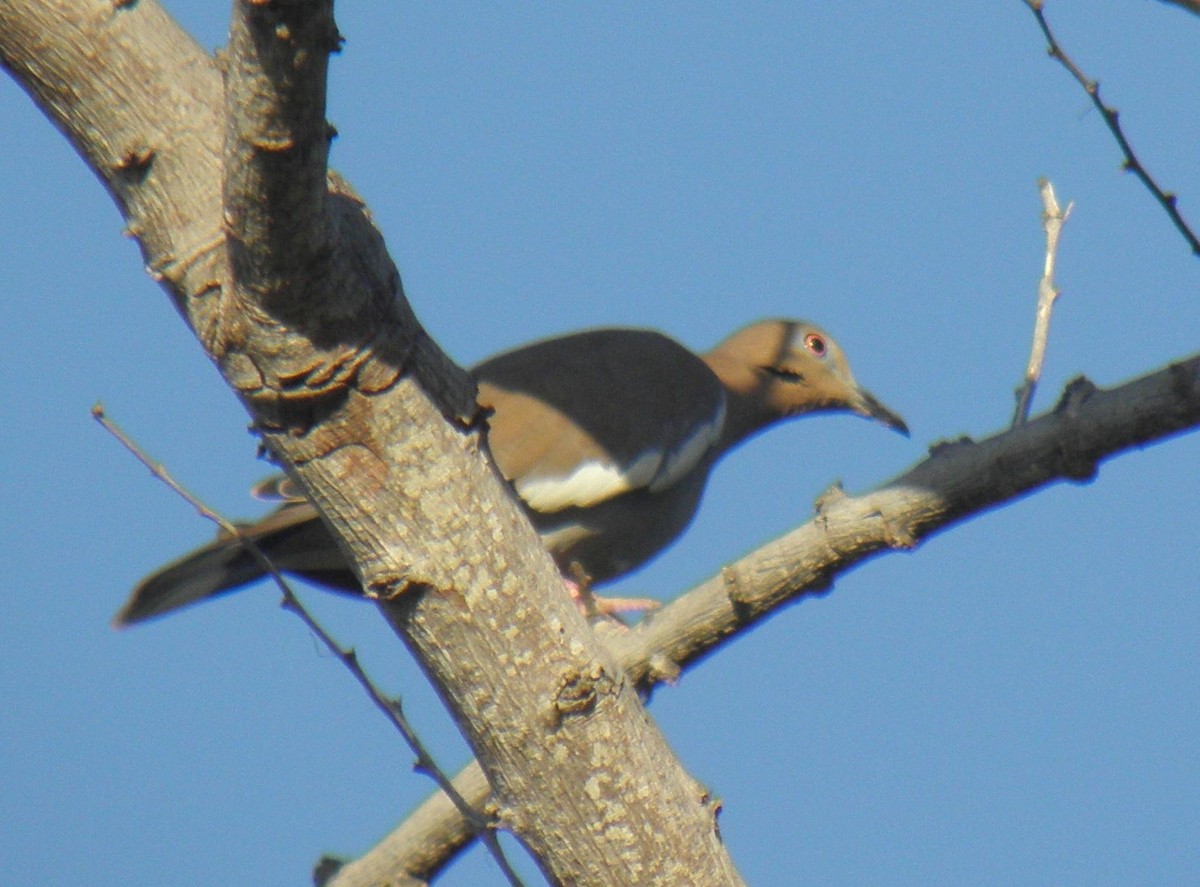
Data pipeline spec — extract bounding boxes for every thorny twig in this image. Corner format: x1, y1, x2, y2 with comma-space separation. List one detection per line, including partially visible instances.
1023, 0, 1200, 256
92, 404, 525, 887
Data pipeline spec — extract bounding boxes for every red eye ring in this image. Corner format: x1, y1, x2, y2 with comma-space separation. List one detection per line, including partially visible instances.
804, 333, 827, 357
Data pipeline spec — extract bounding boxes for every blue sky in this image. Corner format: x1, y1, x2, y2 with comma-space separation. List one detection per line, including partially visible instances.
2, 3, 1198, 884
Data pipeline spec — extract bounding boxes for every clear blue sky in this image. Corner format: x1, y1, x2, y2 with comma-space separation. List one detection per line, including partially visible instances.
3, 4, 1198, 885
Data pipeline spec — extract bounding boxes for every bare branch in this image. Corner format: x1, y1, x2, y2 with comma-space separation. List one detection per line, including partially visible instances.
1013, 179, 1072, 427
1022, 0, 1200, 256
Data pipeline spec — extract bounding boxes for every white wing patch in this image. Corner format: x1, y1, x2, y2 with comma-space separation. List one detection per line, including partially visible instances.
516, 449, 662, 512
514, 393, 727, 512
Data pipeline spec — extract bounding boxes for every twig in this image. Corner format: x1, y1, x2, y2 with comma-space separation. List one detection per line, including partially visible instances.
91, 405, 524, 887
1022, 0, 1200, 256
1013, 179, 1072, 426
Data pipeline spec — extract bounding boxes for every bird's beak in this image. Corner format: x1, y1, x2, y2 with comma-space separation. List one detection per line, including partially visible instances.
852, 387, 909, 437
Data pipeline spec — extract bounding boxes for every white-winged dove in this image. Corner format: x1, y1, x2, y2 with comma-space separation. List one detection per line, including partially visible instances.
115, 320, 907, 626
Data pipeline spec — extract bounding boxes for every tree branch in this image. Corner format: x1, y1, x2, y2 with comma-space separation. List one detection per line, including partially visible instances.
1023, 0, 1200, 256
1013, 178, 1072, 427
1, 2, 743, 883
330, 352, 1200, 884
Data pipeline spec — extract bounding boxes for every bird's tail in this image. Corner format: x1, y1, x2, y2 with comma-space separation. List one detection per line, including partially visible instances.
113, 501, 360, 627
113, 535, 270, 627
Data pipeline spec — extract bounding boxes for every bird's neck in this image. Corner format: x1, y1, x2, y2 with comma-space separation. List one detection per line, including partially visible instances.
704, 351, 781, 454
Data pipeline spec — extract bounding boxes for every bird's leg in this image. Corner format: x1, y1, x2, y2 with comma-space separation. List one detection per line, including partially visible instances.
564, 561, 660, 618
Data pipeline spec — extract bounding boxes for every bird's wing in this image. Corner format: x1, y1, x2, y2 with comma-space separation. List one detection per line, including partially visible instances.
237, 330, 727, 516
475, 328, 727, 514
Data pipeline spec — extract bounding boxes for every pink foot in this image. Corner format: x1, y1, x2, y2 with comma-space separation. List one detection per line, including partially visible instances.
562, 563, 660, 618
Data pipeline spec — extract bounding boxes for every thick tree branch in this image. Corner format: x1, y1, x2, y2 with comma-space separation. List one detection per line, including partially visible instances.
1, 2, 743, 883
331, 353, 1200, 884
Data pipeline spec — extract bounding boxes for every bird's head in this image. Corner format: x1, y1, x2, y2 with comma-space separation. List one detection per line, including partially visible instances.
704, 319, 909, 441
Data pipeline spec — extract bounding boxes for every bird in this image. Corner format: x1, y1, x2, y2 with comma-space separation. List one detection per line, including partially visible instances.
114, 319, 908, 626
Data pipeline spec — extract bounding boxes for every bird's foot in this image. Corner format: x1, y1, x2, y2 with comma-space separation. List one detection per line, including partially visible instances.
564, 562, 660, 619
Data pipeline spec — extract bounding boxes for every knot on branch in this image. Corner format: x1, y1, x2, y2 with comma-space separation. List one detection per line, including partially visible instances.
645, 652, 681, 687
813, 482, 848, 516
1054, 375, 1099, 417
549, 663, 619, 727
113, 146, 155, 183
222, 330, 407, 435
720, 563, 752, 614
311, 856, 345, 887
1052, 445, 1099, 484
880, 510, 917, 550
704, 791, 725, 841
929, 435, 976, 457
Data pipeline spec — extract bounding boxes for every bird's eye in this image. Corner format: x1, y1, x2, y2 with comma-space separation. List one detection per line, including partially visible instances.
804, 333, 827, 357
